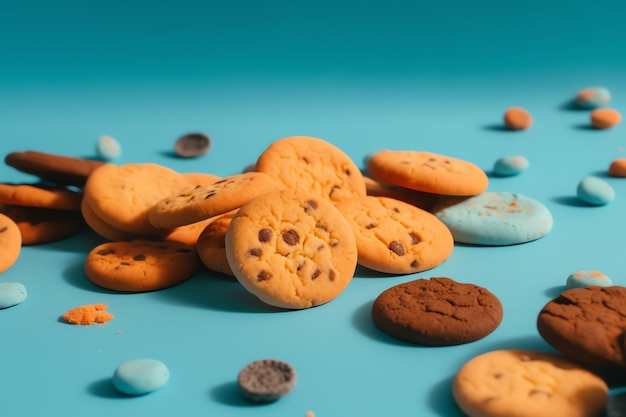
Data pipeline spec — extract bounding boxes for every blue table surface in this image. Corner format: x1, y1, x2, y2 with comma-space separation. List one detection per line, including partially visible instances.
2, 1, 626, 416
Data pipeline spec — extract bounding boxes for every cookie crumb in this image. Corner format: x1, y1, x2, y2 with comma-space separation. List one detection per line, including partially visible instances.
61, 303, 114, 325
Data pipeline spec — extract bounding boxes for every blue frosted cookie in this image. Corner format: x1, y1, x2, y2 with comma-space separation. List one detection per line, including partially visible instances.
492, 155, 529, 177
432, 192, 553, 245
577, 176, 615, 206
566, 270, 613, 289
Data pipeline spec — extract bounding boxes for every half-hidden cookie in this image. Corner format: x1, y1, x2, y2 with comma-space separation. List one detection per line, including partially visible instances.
148, 172, 284, 229
537, 285, 626, 368
255, 136, 366, 203
225, 188, 358, 309
83, 163, 192, 236
196, 210, 237, 276
432, 192, 553, 245
4, 150, 105, 187
0, 204, 85, 245
81, 197, 136, 242
367, 150, 488, 196
363, 175, 439, 211
0, 183, 82, 211
335, 196, 453, 274
452, 349, 608, 417
0, 213, 22, 274
371, 277, 502, 345
84, 239, 199, 292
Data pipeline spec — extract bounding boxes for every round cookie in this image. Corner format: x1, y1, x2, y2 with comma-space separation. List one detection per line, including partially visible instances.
0, 204, 85, 245
335, 196, 454, 274
196, 210, 237, 276
363, 175, 439, 211
367, 150, 488, 196
432, 192, 553, 245
537, 285, 626, 368
0, 213, 22, 274
453, 349, 608, 417
181, 172, 221, 186
148, 172, 284, 229
83, 163, 191, 236
371, 277, 502, 345
238, 359, 297, 403
255, 136, 366, 203
4, 150, 105, 187
0, 183, 82, 211
225, 188, 358, 309
84, 239, 199, 292
81, 198, 136, 242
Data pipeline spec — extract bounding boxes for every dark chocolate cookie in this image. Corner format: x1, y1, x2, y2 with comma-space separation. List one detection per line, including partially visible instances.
537, 285, 626, 368
237, 359, 296, 403
371, 277, 503, 346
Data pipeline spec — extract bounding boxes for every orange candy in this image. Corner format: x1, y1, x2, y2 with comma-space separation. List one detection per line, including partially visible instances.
591, 108, 622, 129
503, 107, 532, 130
609, 158, 626, 177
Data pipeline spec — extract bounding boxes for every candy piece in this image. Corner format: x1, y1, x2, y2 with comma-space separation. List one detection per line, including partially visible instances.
591, 108, 622, 129
96, 135, 121, 161
577, 177, 615, 206
566, 271, 613, 289
112, 359, 170, 395
0, 282, 27, 309
432, 192, 553, 246
61, 303, 114, 325
238, 359, 297, 403
492, 155, 529, 176
503, 107, 532, 130
174, 132, 211, 158
608, 159, 626, 177
574, 86, 611, 109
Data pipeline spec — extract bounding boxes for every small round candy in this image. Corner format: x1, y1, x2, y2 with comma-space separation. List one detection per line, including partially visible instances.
174, 132, 211, 158
576, 176, 615, 206
609, 159, 626, 177
591, 108, 622, 129
96, 135, 122, 160
574, 86, 611, 109
0, 282, 27, 309
503, 107, 532, 130
112, 359, 169, 395
492, 155, 529, 176
566, 270, 613, 289
237, 359, 297, 403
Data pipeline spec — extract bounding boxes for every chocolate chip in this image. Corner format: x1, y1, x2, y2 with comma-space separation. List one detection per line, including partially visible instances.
315, 222, 327, 232
410, 260, 419, 268
119, 261, 130, 266
133, 254, 146, 261
97, 249, 113, 256
248, 248, 262, 257
0, 226, 7, 233
258, 228, 273, 242
305, 200, 318, 211
282, 230, 299, 246
345, 168, 352, 176
204, 191, 216, 199
328, 270, 336, 281
409, 232, 420, 244
257, 270, 271, 281
328, 185, 341, 198
389, 241, 405, 256
392, 207, 400, 213
311, 268, 321, 280
365, 223, 376, 230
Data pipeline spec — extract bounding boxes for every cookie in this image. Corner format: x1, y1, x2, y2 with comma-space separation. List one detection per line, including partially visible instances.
0, 213, 22, 274
0, 204, 85, 245
255, 136, 366, 203
4, 150, 105, 187
84, 239, 199, 292
237, 359, 297, 403
181, 172, 222, 186
196, 210, 237, 276
367, 150, 488, 196
537, 285, 626, 368
81, 197, 136, 242
452, 349, 608, 417
225, 188, 358, 309
371, 277, 502, 345
83, 163, 192, 236
335, 196, 453, 274
0, 183, 82, 211
148, 172, 284, 229
432, 192, 553, 245
363, 175, 438, 211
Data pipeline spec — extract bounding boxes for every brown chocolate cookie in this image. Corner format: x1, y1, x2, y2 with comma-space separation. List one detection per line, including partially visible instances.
371, 277, 503, 346
537, 285, 626, 368
5, 151, 105, 187
0, 204, 85, 245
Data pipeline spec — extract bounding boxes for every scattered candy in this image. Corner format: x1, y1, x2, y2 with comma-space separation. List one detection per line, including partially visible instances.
174, 132, 211, 158
608, 158, 626, 177
576, 176, 615, 206
0, 282, 27, 309
112, 359, 170, 395
503, 107, 532, 130
574, 86, 611, 109
96, 135, 121, 161
492, 155, 529, 176
591, 108, 622, 129
566, 270, 613, 289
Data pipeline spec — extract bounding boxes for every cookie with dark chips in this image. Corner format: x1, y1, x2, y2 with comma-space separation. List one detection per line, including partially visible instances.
372, 277, 503, 345
537, 285, 626, 368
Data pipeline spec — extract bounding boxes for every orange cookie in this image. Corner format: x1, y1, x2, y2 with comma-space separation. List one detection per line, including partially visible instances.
255, 136, 366, 203
335, 196, 454, 274
181, 172, 222, 186
225, 188, 358, 309
0, 183, 82, 211
0, 213, 22, 274
83, 163, 191, 236
148, 172, 284, 229
0, 204, 85, 245
84, 239, 198, 292
363, 175, 439, 211
367, 150, 488, 196
196, 210, 237, 276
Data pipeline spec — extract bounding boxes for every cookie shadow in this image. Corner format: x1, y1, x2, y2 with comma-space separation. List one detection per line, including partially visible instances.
86, 377, 129, 399
482, 123, 509, 132
209, 381, 261, 407
427, 375, 465, 417
159, 150, 181, 159
62, 257, 118, 293
351, 299, 416, 347
354, 265, 400, 279
40, 228, 106, 254
544, 285, 565, 299
559, 99, 589, 112
551, 196, 590, 207
572, 123, 596, 131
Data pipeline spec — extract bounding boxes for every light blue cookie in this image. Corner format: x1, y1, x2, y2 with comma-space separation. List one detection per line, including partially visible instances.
566, 270, 612, 289
492, 155, 529, 177
577, 176, 615, 206
574, 86, 611, 109
432, 192, 553, 245
112, 359, 169, 395
0, 282, 27, 309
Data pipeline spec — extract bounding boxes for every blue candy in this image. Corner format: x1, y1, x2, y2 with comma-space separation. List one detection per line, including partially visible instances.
574, 87, 611, 109
566, 271, 613, 289
577, 176, 615, 206
492, 155, 529, 177
112, 359, 169, 395
0, 282, 27, 309
96, 135, 122, 161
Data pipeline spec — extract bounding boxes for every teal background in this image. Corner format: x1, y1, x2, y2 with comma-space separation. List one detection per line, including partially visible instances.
2, 1, 626, 416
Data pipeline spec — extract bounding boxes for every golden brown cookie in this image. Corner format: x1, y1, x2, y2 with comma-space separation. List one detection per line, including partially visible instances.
255, 136, 366, 203
148, 172, 284, 229
0, 183, 82, 211
181, 172, 222, 186
367, 150, 488, 196
83, 163, 191, 236
196, 210, 237, 276
0, 204, 85, 245
0, 213, 22, 274
335, 196, 454, 274
81, 198, 136, 241
363, 175, 439, 211
225, 188, 358, 309
84, 239, 199, 292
